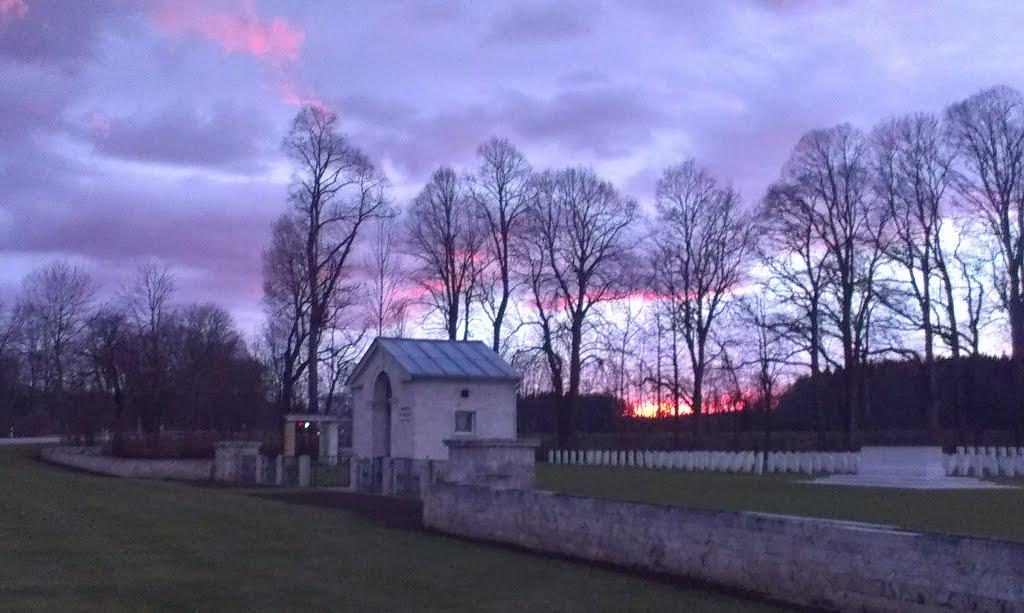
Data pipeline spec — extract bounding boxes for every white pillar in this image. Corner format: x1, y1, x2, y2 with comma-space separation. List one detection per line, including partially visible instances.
323, 422, 339, 466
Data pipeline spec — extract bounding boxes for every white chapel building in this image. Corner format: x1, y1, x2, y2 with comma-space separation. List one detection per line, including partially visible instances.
346, 338, 520, 462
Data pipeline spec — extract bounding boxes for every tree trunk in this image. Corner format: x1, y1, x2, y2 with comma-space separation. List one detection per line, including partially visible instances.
809, 301, 825, 449
307, 308, 319, 414
671, 313, 681, 449
923, 287, 940, 434
492, 267, 509, 353
560, 313, 583, 448
447, 299, 459, 341
691, 376, 703, 449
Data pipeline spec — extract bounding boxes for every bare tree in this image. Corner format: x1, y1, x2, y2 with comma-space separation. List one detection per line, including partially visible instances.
776, 124, 888, 446
123, 259, 176, 431
946, 85, 1024, 359
527, 167, 638, 447
284, 105, 389, 413
470, 137, 533, 352
652, 160, 755, 446
83, 307, 128, 424
650, 247, 687, 445
407, 166, 486, 340
759, 180, 833, 445
364, 215, 410, 338
262, 214, 310, 414
952, 231, 999, 356
738, 296, 795, 411
519, 234, 565, 398
871, 113, 955, 433
17, 260, 95, 393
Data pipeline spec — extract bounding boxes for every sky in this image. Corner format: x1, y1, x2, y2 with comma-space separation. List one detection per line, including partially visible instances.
2, 0, 1023, 334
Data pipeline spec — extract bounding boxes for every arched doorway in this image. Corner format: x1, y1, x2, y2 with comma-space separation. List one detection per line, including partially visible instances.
372, 371, 393, 458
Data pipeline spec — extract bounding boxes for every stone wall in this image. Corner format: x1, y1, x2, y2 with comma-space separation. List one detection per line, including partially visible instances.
424, 483, 1024, 612
40, 446, 212, 481
444, 438, 538, 490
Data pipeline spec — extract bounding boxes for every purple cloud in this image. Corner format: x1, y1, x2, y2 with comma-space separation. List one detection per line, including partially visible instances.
484, 2, 598, 45
87, 102, 275, 171
3, 0, 1024, 332
341, 84, 668, 179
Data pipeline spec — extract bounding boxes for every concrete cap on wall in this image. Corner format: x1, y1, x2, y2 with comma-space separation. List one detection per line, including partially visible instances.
444, 437, 541, 449
213, 440, 263, 449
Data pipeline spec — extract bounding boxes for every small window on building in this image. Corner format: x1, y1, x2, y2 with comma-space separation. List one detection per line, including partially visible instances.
454, 410, 476, 433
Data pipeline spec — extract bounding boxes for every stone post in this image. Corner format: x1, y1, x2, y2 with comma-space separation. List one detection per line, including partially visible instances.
442, 438, 540, 490
298, 454, 311, 487
283, 421, 296, 457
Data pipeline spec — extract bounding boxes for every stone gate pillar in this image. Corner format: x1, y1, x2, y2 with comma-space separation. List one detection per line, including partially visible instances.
283, 421, 296, 457
322, 421, 339, 466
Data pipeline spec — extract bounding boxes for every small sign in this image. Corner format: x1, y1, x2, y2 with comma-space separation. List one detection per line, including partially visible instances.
399, 406, 413, 423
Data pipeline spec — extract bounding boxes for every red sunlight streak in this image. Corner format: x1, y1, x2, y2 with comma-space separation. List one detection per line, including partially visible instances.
527, 289, 702, 312
0, 0, 27, 19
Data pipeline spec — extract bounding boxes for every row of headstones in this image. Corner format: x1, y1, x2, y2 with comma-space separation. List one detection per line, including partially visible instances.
945, 447, 1024, 477
548, 449, 860, 475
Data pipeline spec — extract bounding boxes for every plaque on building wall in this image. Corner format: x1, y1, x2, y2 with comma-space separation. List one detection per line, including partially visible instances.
399, 406, 413, 423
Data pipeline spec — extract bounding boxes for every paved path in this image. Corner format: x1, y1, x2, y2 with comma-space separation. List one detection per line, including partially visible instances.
0, 436, 61, 446
812, 446, 1013, 489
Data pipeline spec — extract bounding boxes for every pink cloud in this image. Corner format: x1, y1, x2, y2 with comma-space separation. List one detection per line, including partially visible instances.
150, 0, 328, 110
0, 0, 28, 20
278, 80, 327, 113
151, 0, 303, 63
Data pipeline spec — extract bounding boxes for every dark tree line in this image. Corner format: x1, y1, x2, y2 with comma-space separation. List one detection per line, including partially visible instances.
0, 260, 269, 441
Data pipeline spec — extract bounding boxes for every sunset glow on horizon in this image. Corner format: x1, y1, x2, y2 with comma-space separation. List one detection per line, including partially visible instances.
627, 396, 749, 419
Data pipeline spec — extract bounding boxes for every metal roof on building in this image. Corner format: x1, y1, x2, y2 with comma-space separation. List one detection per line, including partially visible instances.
347, 337, 520, 385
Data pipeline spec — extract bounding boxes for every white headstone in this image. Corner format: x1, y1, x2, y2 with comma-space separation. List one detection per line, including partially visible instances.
985, 448, 998, 477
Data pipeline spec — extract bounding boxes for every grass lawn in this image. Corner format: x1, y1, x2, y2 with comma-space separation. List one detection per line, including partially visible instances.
538, 463, 1024, 541
0, 447, 792, 613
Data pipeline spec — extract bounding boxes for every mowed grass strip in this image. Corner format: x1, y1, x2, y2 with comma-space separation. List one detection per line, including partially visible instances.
0, 447, 792, 613
538, 463, 1024, 541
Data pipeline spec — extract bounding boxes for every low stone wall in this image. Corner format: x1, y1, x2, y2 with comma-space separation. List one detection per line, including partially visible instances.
424, 483, 1024, 612
40, 446, 212, 481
